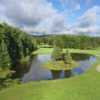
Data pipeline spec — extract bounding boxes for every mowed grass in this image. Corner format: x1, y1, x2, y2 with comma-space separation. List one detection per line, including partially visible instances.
34, 47, 53, 54
34, 47, 100, 56
0, 48, 100, 100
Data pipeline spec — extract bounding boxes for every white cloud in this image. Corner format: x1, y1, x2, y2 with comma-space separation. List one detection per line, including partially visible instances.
69, 6, 100, 35
0, 0, 99, 36
0, 0, 67, 34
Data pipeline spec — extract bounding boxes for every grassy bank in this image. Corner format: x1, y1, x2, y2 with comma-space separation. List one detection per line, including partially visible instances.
0, 48, 100, 100
34, 47, 100, 56
0, 55, 31, 91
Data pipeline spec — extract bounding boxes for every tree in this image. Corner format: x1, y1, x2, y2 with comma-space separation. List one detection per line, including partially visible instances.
0, 23, 37, 69
64, 50, 72, 64
0, 40, 11, 69
4, 32, 22, 66
52, 46, 63, 61
53, 38, 64, 49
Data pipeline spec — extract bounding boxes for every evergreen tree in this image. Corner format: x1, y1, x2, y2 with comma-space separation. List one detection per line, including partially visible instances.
64, 50, 72, 64
52, 46, 62, 61
0, 40, 11, 69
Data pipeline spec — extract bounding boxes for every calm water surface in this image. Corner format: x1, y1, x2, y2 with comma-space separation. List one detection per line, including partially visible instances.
22, 54, 96, 82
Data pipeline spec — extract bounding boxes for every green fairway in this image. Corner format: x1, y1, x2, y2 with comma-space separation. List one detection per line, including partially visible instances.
34, 47, 100, 56
34, 47, 53, 54
0, 48, 100, 100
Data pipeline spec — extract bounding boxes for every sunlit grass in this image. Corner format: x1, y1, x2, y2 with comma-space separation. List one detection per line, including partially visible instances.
44, 60, 78, 70
34, 47, 100, 57
0, 48, 100, 100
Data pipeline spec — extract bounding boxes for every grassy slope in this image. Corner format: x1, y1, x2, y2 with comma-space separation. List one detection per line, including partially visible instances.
0, 48, 100, 100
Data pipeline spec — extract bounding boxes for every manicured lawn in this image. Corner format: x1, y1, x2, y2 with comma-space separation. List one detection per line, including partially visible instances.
34, 47, 100, 56
0, 48, 100, 100
34, 47, 53, 54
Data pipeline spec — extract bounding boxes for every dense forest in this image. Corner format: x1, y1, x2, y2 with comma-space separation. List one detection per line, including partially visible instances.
35, 35, 100, 49
1, 23, 100, 73
0, 23, 37, 75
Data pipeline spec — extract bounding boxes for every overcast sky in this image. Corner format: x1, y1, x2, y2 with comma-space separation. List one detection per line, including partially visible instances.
0, 0, 99, 35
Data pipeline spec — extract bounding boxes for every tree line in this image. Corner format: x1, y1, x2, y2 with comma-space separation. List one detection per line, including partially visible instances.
0, 23, 37, 70
35, 34, 100, 49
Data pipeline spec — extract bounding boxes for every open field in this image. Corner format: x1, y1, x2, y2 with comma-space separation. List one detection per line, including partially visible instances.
0, 48, 100, 100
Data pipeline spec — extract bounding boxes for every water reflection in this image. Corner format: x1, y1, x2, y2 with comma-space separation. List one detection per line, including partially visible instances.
22, 54, 96, 82
72, 56, 96, 75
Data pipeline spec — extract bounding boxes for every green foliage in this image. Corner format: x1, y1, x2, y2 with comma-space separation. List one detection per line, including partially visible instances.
64, 50, 72, 64
52, 46, 62, 61
53, 39, 64, 48
48, 47, 77, 70
0, 40, 11, 69
35, 34, 100, 49
0, 23, 37, 72
45, 60, 78, 70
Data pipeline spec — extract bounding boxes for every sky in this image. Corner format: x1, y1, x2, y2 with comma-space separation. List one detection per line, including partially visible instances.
0, 0, 99, 35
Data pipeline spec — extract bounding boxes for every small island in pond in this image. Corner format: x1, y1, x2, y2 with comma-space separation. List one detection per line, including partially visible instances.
44, 46, 79, 79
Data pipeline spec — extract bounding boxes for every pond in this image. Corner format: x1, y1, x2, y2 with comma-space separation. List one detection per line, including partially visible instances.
22, 53, 96, 82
